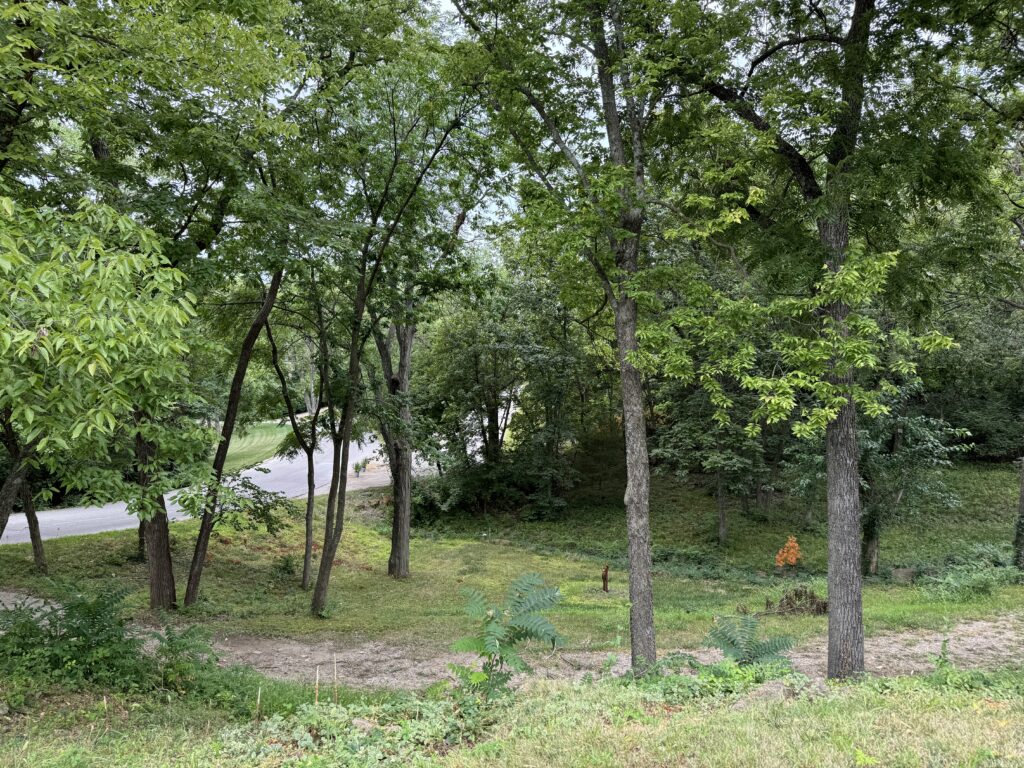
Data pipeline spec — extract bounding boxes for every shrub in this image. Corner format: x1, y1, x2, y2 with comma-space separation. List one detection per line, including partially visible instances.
764, 585, 829, 615
944, 542, 1015, 569
219, 696, 485, 767
152, 623, 218, 694
0, 589, 150, 696
775, 536, 801, 568
450, 573, 563, 697
0, 588, 224, 709
922, 563, 1016, 602
705, 615, 793, 666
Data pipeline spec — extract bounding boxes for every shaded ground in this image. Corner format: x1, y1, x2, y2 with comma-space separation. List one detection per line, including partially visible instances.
4, 587, 1022, 689
212, 612, 1024, 690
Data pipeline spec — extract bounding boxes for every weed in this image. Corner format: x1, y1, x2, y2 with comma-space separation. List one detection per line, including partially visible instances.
705, 615, 793, 666
450, 573, 563, 698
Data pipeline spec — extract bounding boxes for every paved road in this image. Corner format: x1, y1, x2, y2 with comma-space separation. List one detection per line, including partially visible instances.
0, 438, 389, 545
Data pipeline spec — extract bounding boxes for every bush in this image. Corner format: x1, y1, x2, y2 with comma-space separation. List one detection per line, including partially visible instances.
705, 615, 793, 666
922, 563, 1017, 602
0, 588, 223, 709
944, 542, 1016, 569
0, 589, 150, 697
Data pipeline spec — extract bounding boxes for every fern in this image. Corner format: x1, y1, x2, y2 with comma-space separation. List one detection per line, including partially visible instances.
705, 615, 792, 666
450, 573, 563, 696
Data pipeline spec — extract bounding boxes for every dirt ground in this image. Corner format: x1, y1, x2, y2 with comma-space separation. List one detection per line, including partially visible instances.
4, 589, 1022, 690
213, 613, 1024, 690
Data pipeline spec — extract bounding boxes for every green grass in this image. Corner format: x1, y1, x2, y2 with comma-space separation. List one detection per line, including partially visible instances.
4, 669, 1024, 767
1, 464, 1022, 652
3, 459, 1024, 767
442, 674, 1024, 768
222, 422, 291, 472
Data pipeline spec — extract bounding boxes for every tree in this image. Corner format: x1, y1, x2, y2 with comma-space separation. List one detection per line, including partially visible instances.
0, 199, 193, 535
662, 0, 1010, 678
454, 0, 674, 672
265, 316, 324, 589
300, 39, 471, 616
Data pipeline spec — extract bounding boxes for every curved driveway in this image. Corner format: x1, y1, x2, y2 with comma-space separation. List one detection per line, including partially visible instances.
0, 438, 388, 545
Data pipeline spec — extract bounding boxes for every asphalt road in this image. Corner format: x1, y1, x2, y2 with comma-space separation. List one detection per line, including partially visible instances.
0, 437, 389, 545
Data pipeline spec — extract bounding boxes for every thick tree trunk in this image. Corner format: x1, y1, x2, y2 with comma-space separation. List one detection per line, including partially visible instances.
145, 496, 177, 610
818, 201, 865, 680
135, 432, 176, 610
387, 324, 415, 579
21, 484, 46, 573
184, 269, 284, 606
861, 506, 881, 577
1014, 458, 1024, 570
614, 295, 657, 672
388, 447, 412, 578
825, 379, 865, 678
302, 450, 316, 590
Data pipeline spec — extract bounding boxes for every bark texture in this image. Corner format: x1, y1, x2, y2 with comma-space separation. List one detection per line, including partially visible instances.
135, 433, 176, 610
615, 295, 657, 671
825, 387, 865, 678
145, 497, 177, 610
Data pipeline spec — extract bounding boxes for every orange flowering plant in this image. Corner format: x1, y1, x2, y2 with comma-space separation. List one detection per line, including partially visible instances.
775, 536, 801, 568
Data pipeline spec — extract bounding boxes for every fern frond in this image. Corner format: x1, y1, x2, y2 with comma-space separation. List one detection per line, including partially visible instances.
461, 588, 489, 620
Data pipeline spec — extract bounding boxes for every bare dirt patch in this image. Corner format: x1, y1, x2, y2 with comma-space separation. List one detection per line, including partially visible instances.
4, 588, 1021, 689
213, 613, 1024, 690
786, 614, 1024, 678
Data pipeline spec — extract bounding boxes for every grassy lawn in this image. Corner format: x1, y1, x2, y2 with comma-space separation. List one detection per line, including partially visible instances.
1, 464, 1021, 652
3, 461, 1024, 767
222, 421, 291, 472
4, 671, 1023, 767
443, 676, 1024, 768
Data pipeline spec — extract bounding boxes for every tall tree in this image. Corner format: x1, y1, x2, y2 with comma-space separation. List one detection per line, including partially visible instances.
661, 0, 1010, 678
454, 0, 679, 672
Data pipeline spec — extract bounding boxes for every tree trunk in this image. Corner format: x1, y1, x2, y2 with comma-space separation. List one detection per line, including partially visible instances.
861, 506, 881, 577
1014, 458, 1024, 570
388, 447, 412, 578
818, 197, 865, 680
0, 461, 26, 541
387, 324, 415, 579
145, 495, 177, 610
135, 431, 176, 610
21, 484, 46, 573
614, 294, 657, 672
485, 402, 501, 463
184, 269, 284, 606
825, 381, 865, 678
137, 520, 146, 562
311, 431, 351, 615
302, 449, 316, 590
716, 474, 727, 547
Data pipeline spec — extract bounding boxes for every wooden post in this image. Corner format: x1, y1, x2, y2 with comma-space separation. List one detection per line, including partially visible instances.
602, 565, 609, 592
